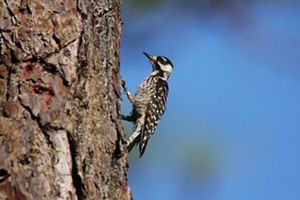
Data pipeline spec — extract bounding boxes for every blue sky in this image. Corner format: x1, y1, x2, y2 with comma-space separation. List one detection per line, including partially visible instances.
120, 1, 300, 199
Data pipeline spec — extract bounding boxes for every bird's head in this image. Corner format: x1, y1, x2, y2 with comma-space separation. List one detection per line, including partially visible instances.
143, 52, 173, 80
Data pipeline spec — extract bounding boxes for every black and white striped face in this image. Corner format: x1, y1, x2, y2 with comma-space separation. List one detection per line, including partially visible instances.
143, 52, 173, 78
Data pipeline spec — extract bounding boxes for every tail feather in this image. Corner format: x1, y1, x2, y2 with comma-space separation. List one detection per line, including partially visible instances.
127, 129, 140, 153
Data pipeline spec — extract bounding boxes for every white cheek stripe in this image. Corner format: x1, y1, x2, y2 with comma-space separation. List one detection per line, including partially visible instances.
159, 63, 173, 73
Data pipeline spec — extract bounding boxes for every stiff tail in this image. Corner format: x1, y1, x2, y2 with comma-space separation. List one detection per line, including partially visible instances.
127, 114, 146, 156
127, 129, 140, 153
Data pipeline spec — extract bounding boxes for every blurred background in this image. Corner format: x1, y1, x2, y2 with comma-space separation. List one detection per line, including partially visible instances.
120, 0, 300, 199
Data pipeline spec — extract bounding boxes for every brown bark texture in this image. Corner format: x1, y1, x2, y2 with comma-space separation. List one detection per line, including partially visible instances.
0, 0, 131, 199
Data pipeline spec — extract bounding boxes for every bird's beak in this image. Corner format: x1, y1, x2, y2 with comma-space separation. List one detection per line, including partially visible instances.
143, 52, 157, 64
143, 52, 157, 71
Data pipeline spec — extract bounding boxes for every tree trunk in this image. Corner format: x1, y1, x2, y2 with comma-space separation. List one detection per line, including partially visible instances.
0, 0, 130, 199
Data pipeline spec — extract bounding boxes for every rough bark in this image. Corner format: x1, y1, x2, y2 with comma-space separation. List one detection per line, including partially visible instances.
0, 0, 130, 199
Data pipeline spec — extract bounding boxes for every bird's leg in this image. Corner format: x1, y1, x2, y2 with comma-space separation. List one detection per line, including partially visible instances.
121, 77, 134, 103
121, 77, 136, 121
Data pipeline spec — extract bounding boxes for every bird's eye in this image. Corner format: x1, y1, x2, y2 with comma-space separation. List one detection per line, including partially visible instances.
158, 57, 167, 65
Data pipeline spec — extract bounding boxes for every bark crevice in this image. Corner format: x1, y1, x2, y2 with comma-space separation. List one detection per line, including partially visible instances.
4, 0, 20, 26
67, 132, 85, 200
0, 168, 9, 183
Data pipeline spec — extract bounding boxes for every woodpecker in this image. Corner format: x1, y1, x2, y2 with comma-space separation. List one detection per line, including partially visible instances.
122, 52, 173, 157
